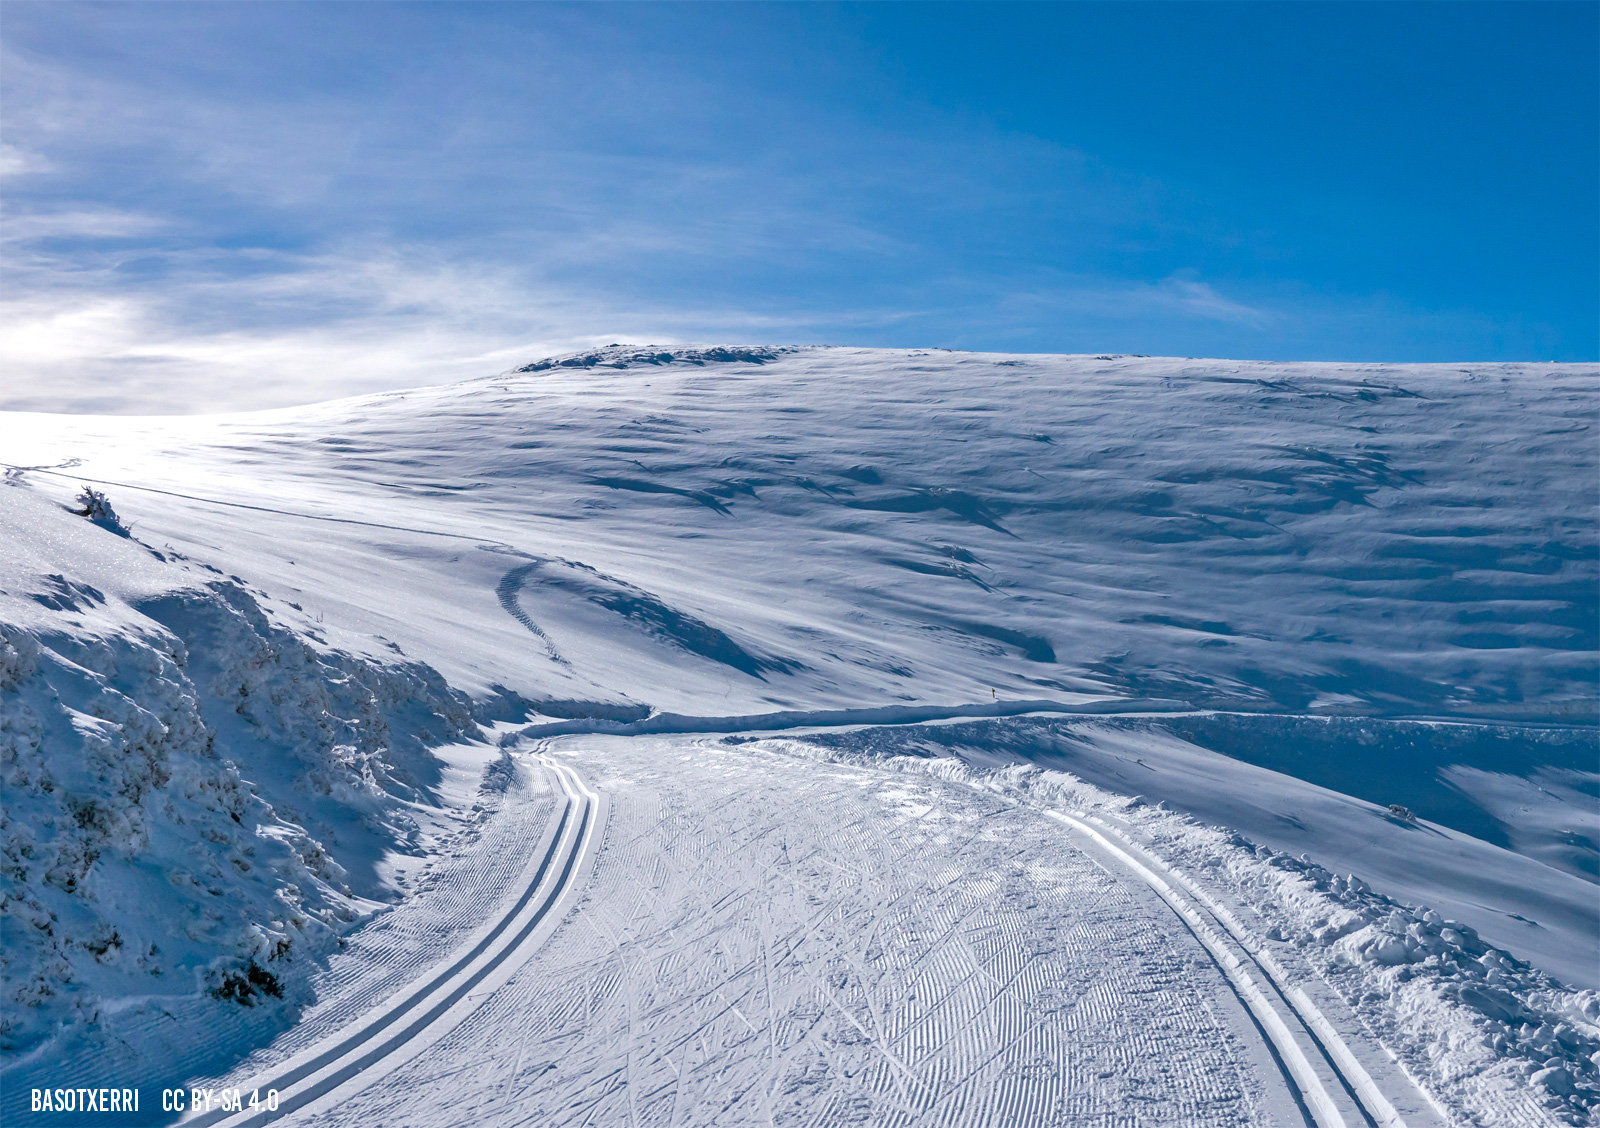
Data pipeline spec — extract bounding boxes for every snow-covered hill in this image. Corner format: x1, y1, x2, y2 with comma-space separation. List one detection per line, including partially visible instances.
8, 346, 1593, 722
2, 346, 1596, 1125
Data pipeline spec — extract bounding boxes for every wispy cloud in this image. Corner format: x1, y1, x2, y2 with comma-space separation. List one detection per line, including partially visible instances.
1152, 273, 1273, 327
2, 208, 168, 242
3, 4, 1576, 414
0, 237, 858, 413
995, 273, 1274, 330
0, 142, 52, 177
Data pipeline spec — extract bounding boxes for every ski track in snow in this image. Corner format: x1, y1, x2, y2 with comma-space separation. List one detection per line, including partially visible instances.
186, 755, 601, 1128
495, 565, 567, 665
1047, 807, 1429, 1128
200, 759, 560, 1085
95, 728, 1569, 1128
266, 738, 1341, 1128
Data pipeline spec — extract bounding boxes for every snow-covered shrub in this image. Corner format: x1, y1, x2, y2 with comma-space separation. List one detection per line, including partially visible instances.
70, 487, 128, 537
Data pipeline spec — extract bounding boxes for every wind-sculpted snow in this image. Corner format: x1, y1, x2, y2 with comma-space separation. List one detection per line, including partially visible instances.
1150, 713, 1599, 880
497, 557, 805, 678
9, 347, 1590, 725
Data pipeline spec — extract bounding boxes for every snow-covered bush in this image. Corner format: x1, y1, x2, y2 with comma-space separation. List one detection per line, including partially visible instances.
70, 487, 128, 537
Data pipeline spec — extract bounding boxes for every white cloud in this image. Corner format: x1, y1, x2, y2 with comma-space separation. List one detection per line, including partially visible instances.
0, 142, 53, 177
1153, 274, 1273, 327
0, 221, 1304, 415
0, 240, 839, 414
0, 295, 144, 364
982, 273, 1275, 334
1, 208, 168, 242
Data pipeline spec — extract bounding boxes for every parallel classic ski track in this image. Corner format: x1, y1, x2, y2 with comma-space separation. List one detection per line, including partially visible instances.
1046, 808, 1434, 1128
181, 737, 1430, 1128
187, 755, 602, 1128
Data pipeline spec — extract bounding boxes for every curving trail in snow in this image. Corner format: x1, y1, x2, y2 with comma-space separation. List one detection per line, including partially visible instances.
495, 564, 568, 665
215, 734, 1452, 1128
1045, 807, 1444, 1128
186, 756, 603, 1128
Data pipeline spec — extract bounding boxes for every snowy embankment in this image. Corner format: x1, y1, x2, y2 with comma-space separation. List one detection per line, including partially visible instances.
0, 486, 490, 1072
1, 346, 1595, 1124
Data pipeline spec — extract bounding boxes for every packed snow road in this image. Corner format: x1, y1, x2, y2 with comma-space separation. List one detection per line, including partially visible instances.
188, 732, 1440, 1128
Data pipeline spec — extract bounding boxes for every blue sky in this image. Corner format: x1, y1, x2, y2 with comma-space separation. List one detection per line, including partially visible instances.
2, 1, 1595, 412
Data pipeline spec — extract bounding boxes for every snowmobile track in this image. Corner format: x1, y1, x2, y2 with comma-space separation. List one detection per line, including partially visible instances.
184, 755, 603, 1128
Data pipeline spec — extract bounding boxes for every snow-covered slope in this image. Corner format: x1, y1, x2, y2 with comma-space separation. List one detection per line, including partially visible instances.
6, 346, 1593, 722
2, 346, 1595, 1125
0, 487, 490, 1062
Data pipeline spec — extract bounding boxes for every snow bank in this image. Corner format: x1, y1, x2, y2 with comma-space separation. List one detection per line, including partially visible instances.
0, 486, 480, 1060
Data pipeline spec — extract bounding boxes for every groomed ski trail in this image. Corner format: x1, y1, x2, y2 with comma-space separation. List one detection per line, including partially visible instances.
184, 755, 604, 1128
296, 736, 1337, 1127
1044, 808, 1449, 1128
181, 735, 1453, 1128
